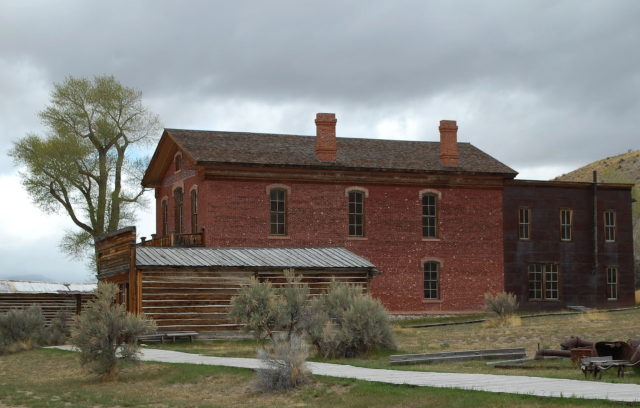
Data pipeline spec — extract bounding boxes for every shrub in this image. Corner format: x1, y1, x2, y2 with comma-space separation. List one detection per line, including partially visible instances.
71, 282, 156, 380
307, 281, 396, 358
228, 277, 283, 341
41, 310, 69, 346
229, 270, 311, 341
255, 333, 309, 392
484, 292, 518, 318
0, 305, 46, 354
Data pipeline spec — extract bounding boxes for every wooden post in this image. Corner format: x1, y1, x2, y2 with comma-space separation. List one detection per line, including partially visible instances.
75, 294, 82, 315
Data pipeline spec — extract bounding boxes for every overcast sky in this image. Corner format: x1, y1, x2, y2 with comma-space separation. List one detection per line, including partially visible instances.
1, 0, 638, 283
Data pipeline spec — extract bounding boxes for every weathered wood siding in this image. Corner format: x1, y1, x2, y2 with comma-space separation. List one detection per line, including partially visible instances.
257, 269, 370, 295
0, 293, 93, 325
96, 227, 136, 279
141, 269, 253, 331
141, 268, 371, 332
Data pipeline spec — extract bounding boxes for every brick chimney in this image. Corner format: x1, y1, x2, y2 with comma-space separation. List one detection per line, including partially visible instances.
315, 113, 337, 162
439, 120, 459, 166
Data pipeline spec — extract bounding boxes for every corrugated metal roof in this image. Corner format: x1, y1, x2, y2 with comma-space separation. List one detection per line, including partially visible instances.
0, 280, 96, 294
136, 247, 375, 269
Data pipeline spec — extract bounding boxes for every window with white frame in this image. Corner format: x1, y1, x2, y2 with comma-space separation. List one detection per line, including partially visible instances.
560, 209, 572, 241
423, 261, 440, 299
528, 263, 559, 300
519, 207, 530, 240
269, 188, 287, 235
604, 210, 616, 242
422, 194, 437, 238
607, 266, 618, 300
348, 190, 365, 237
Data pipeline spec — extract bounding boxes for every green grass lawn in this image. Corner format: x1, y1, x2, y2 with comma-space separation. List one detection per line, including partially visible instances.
0, 348, 634, 408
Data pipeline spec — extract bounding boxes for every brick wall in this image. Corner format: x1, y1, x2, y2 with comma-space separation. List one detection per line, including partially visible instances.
155, 153, 505, 313
504, 182, 635, 310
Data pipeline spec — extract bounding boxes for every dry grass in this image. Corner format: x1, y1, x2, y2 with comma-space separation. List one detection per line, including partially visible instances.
393, 308, 640, 357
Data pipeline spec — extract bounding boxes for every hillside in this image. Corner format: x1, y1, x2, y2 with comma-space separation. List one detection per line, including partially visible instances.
554, 150, 640, 184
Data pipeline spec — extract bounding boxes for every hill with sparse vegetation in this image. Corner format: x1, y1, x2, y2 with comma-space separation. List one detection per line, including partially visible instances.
554, 150, 640, 185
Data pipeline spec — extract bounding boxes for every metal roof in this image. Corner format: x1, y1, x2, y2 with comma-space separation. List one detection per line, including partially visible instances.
136, 247, 375, 269
0, 280, 96, 294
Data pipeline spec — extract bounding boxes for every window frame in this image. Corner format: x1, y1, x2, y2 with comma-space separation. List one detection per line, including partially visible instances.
174, 187, 184, 234
604, 210, 616, 242
175, 153, 182, 172
560, 208, 573, 242
422, 193, 438, 239
190, 188, 198, 233
348, 190, 365, 237
269, 188, 287, 236
528, 263, 559, 301
518, 207, 531, 240
606, 266, 618, 300
423, 261, 440, 300
161, 198, 168, 236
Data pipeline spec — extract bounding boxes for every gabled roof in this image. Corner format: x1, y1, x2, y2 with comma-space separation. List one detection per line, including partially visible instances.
136, 246, 376, 270
142, 129, 517, 186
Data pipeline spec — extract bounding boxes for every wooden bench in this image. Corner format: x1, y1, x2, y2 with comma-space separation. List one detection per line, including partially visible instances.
137, 331, 198, 343
580, 356, 637, 379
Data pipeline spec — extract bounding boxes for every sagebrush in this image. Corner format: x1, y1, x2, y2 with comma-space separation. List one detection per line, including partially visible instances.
307, 281, 396, 358
0, 305, 45, 354
229, 269, 310, 341
484, 292, 519, 317
255, 333, 309, 392
71, 282, 155, 380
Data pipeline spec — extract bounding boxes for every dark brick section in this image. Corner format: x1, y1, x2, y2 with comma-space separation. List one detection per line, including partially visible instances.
504, 182, 635, 310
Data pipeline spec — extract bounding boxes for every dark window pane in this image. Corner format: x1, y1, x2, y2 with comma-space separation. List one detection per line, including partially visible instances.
348, 191, 364, 237
422, 194, 437, 238
423, 262, 439, 299
270, 188, 287, 235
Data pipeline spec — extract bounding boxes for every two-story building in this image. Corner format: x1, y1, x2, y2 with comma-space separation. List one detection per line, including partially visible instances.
128, 113, 634, 315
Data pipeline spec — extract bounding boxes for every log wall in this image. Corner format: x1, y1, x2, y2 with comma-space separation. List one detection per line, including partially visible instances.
0, 293, 93, 325
141, 268, 371, 332
96, 227, 136, 279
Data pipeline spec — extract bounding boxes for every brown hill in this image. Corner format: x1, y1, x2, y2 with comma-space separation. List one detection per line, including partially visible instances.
554, 150, 640, 184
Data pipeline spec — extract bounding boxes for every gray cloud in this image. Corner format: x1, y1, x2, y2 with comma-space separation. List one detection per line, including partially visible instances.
1, 0, 638, 169
1, 0, 639, 281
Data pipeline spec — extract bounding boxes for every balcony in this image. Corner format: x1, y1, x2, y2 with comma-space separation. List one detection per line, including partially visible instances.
139, 232, 205, 248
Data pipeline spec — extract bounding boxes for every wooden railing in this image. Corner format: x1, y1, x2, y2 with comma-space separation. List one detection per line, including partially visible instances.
139, 232, 205, 248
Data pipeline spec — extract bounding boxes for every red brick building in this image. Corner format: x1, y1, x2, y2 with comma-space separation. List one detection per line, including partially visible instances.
140, 113, 635, 313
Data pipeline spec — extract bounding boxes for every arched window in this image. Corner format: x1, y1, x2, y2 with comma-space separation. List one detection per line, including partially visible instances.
422, 194, 438, 238
269, 188, 287, 235
175, 153, 182, 172
161, 199, 168, 236
174, 187, 184, 233
348, 190, 365, 237
423, 261, 440, 300
190, 188, 198, 233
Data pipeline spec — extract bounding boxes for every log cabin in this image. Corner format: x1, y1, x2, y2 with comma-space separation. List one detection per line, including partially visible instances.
0, 280, 94, 324
96, 227, 378, 332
